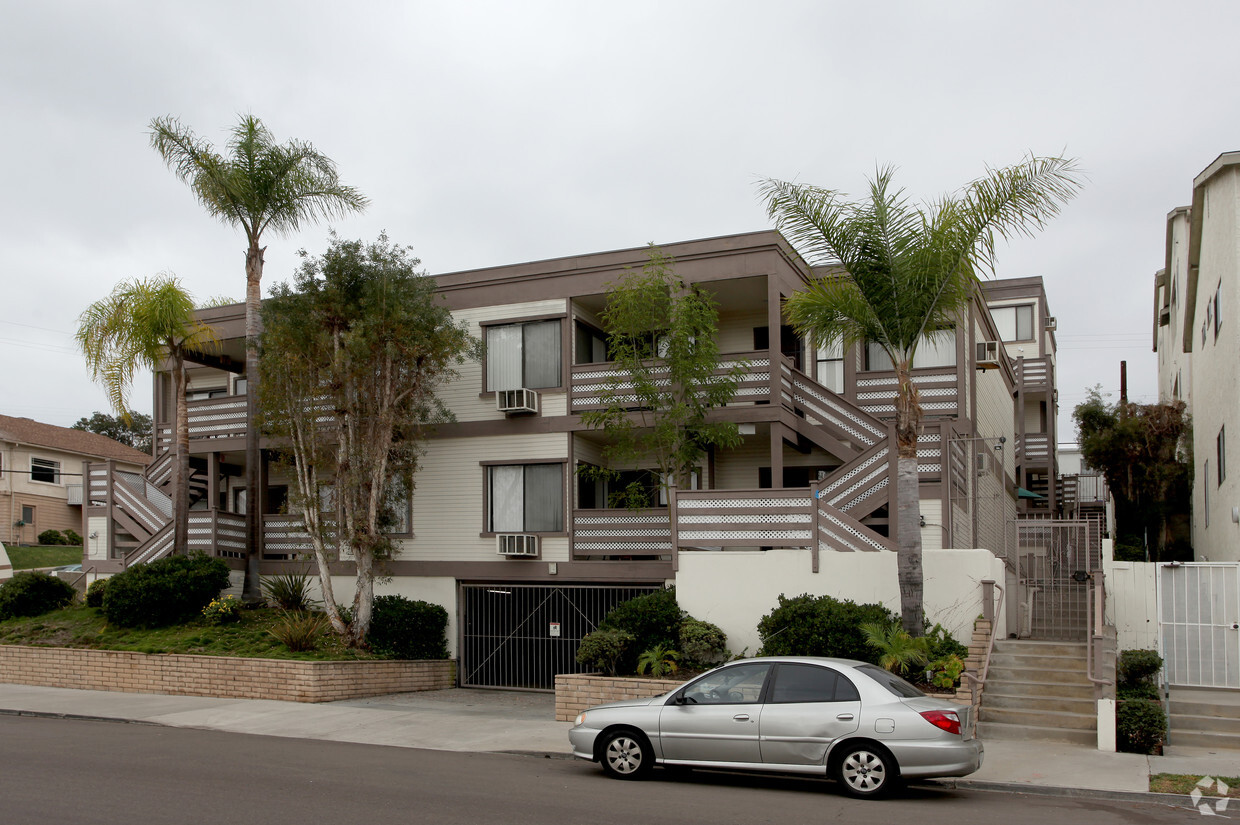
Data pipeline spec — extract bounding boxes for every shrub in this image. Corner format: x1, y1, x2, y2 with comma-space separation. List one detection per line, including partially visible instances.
85, 579, 108, 608
0, 571, 77, 619
924, 622, 969, 661
102, 553, 231, 628
270, 610, 328, 652
202, 595, 243, 625
1118, 649, 1163, 686
679, 618, 729, 668
929, 654, 965, 690
757, 593, 896, 663
1117, 698, 1166, 754
576, 628, 635, 676
367, 595, 449, 659
261, 572, 321, 611
600, 587, 683, 673
37, 529, 66, 546
62, 529, 83, 547
861, 621, 930, 677
637, 644, 681, 678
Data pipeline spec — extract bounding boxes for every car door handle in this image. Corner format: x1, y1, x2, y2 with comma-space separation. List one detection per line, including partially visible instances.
836, 713, 854, 721
733, 714, 751, 722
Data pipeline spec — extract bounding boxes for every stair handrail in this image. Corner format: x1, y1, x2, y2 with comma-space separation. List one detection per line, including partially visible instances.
962, 580, 1004, 715
1085, 570, 1114, 687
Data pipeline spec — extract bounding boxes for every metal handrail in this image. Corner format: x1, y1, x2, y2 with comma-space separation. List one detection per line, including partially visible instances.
1085, 570, 1114, 687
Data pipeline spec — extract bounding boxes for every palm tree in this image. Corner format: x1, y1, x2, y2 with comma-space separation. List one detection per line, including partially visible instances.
149, 115, 367, 599
760, 156, 1082, 634
77, 276, 220, 555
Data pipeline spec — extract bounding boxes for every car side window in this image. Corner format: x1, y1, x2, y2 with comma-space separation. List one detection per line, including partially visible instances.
682, 663, 771, 705
770, 664, 857, 703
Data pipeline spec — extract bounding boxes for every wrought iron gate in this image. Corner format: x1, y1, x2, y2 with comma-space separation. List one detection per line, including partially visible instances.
1159, 563, 1240, 688
1014, 518, 1102, 640
460, 584, 661, 690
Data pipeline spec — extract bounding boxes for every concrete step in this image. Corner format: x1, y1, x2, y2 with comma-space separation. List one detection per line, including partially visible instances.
979, 705, 1096, 731
982, 692, 1095, 714
1169, 712, 1240, 735
977, 720, 1097, 746
987, 652, 1090, 672
1167, 729, 1240, 750
985, 681, 1096, 701
985, 665, 1093, 686
1169, 700, 1240, 719
993, 641, 1088, 657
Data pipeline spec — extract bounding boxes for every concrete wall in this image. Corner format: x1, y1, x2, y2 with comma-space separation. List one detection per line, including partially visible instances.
1104, 559, 1159, 651
675, 547, 1006, 656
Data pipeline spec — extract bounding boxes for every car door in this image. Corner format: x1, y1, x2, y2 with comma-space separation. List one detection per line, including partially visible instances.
658, 662, 771, 764
758, 663, 861, 768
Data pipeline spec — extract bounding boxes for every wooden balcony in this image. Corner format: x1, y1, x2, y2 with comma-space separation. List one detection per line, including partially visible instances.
853, 365, 959, 420
155, 395, 249, 452
571, 508, 672, 558
569, 350, 772, 413
1018, 433, 1052, 466
1017, 356, 1053, 393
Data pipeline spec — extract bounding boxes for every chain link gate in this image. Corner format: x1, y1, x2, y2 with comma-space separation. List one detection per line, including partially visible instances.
1013, 517, 1102, 640
460, 584, 662, 690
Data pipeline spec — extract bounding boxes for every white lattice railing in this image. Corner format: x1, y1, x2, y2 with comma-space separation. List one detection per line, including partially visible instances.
572, 508, 672, 557
569, 351, 768, 412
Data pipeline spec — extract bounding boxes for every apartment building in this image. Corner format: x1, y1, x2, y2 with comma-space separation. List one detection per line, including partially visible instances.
84, 230, 1066, 686
1154, 151, 1240, 561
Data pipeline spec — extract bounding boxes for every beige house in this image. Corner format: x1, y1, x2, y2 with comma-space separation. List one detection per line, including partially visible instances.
0, 415, 150, 546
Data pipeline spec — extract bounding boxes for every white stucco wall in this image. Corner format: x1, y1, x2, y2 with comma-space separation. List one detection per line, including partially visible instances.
675, 547, 1006, 657
1103, 559, 1159, 652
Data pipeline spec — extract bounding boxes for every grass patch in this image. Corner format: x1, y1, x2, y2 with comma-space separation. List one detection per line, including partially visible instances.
0, 604, 379, 661
1150, 773, 1240, 797
5, 545, 83, 570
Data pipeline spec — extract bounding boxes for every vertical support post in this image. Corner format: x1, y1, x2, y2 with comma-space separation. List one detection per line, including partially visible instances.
769, 424, 784, 493
767, 276, 782, 408
981, 578, 995, 623
207, 452, 219, 512
811, 482, 821, 574
105, 459, 116, 562
667, 476, 679, 573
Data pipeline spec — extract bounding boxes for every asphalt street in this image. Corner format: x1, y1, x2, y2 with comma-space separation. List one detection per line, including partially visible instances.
1, 716, 1193, 825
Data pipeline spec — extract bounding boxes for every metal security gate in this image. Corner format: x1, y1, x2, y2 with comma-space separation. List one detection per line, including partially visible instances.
1014, 518, 1102, 640
460, 584, 661, 690
1160, 563, 1240, 688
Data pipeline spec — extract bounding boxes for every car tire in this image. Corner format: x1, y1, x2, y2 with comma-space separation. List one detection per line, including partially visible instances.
599, 729, 653, 780
835, 744, 897, 799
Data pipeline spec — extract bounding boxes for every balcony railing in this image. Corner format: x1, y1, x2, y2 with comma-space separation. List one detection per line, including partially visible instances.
571, 508, 672, 557
853, 365, 959, 419
569, 350, 770, 413
156, 395, 249, 451
1018, 356, 1052, 392
1018, 433, 1052, 464
1060, 472, 1107, 507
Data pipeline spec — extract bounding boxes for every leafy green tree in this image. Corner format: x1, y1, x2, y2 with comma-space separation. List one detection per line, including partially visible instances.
1073, 388, 1191, 561
72, 410, 154, 454
77, 276, 219, 555
150, 114, 368, 600
258, 234, 477, 646
580, 246, 746, 508
760, 157, 1082, 634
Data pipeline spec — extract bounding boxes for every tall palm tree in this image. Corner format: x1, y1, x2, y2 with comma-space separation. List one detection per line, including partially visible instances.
149, 115, 367, 599
760, 156, 1082, 634
77, 276, 220, 555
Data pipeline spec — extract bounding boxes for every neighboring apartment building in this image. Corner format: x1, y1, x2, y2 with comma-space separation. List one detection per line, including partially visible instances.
84, 230, 1064, 685
0, 415, 150, 546
1154, 152, 1240, 562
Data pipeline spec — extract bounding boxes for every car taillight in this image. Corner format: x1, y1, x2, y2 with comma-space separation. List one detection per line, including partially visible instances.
919, 710, 961, 736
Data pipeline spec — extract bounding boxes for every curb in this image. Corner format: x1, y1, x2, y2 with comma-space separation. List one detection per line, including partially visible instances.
0, 707, 159, 727
932, 777, 1211, 809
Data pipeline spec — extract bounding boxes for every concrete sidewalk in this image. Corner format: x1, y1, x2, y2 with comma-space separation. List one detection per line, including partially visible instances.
2, 682, 1238, 805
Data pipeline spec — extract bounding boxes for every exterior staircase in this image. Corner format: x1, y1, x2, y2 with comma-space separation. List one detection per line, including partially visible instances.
977, 639, 1097, 745
1168, 688, 1240, 750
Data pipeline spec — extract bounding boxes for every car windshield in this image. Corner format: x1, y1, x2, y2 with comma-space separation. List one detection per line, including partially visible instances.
855, 665, 924, 698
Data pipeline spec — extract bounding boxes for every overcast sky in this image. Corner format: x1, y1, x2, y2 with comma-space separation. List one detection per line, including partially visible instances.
2, 1, 1236, 442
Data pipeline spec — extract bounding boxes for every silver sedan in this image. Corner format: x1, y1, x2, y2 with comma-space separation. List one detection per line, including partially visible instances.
568, 656, 983, 798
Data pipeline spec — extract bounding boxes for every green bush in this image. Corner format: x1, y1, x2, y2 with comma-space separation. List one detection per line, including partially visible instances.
85, 579, 108, 608
576, 628, 635, 676
270, 610, 329, 652
261, 572, 321, 611
62, 529, 83, 547
1113, 536, 1146, 562
368, 595, 448, 659
1117, 698, 1166, 754
637, 644, 681, 678
0, 571, 77, 619
202, 595, 243, 625
679, 618, 729, 668
600, 587, 683, 673
924, 622, 969, 661
102, 553, 231, 628
757, 593, 897, 663
37, 529, 66, 546
1118, 649, 1163, 686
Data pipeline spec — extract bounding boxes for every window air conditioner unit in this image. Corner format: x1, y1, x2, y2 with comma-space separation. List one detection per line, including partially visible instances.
496, 533, 539, 558
975, 340, 1001, 370
976, 451, 994, 476
496, 388, 539, 415
1045, 316, 1058, 331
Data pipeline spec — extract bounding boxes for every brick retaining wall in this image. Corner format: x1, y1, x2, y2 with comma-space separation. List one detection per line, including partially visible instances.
0, 645, 456, 703
554, 673, 684, 721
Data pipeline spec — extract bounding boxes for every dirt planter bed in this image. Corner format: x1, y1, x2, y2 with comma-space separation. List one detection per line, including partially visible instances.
555, 672, 686, 722
0, 645, 456, 703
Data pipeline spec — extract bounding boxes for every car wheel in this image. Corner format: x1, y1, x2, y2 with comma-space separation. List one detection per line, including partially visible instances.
600, 730, 652, 780
835, 744, 897, 798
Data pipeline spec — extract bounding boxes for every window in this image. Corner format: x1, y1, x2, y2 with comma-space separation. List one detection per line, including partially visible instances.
856, 664, 924, 698
991, 304, 1034, 342
574, 322, 609, 365
681, 662, 771, 705
1219, 426, 1227, 487
815, 339, 844, 392
21, 505, 34, 524
486, 320, 562, 391
488, 463, 563, 532
769, 664, 859, 703
1215, 282, 1223, 339
30, 457, 60, 484
863, 330, 956, 371
383, 479, 411, 535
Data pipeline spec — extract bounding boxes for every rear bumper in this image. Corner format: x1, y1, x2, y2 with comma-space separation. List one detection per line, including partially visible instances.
890, 738, 984, 779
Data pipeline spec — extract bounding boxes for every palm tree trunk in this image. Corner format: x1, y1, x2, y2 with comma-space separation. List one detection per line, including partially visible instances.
241, 241, 266, 601
172, 352, 190, 555
894, 360, 924, 636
